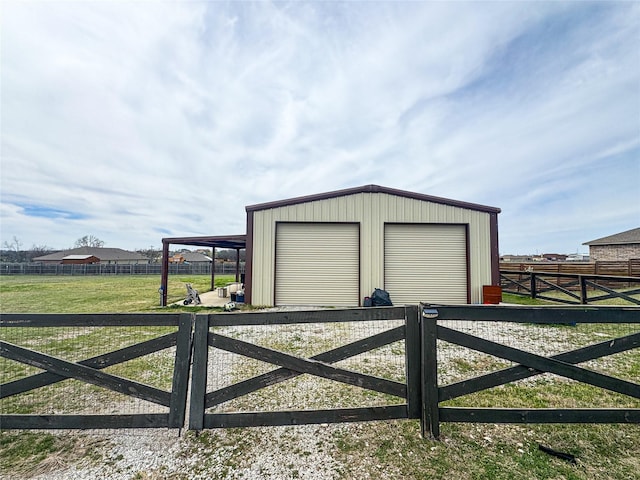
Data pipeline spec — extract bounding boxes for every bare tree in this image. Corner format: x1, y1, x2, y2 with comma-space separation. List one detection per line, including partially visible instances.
27, 244, 55, 262
2, 236, 25, 262
74, 235, 105, 248
215, 248, 245, 262
137, 246, 161, 262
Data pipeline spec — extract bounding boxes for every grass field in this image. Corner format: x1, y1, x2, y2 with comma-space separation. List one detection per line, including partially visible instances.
1, 275, 639, 479
0, 274, 235, 313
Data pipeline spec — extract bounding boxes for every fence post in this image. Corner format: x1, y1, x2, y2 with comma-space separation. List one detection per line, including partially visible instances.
404, 305, 421, 419
420, 305, 440, 440
189, 314, 210, 431
579, 275, 588, 305
530, 272, 537, 299
169, 313, 194, 428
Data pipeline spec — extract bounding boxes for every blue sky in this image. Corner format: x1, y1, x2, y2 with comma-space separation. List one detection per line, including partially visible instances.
1, 1, 638, 254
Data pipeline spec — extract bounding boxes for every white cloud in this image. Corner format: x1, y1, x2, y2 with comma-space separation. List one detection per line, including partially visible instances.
1, 1, 638, 253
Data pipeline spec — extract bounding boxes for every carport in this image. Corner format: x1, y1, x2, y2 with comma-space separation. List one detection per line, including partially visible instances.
160, 234, 246, 307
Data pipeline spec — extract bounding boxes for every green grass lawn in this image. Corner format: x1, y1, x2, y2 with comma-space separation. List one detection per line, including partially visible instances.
502, 289, 640, 306
0, 274, 235, 313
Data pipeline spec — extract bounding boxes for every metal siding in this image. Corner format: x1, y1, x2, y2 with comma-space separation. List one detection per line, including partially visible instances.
385, 224, 468, 304
250, 192, 493, 306
275, 223, 359, 306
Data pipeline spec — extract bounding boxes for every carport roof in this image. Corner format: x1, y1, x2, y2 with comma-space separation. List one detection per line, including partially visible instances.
161, 234, 246, 249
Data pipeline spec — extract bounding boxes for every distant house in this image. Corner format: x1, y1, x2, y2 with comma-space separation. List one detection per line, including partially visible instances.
181, 251, 213, 265
500, 255, 536, 263
33, 247, 149, 265
583, 227, 640, 261
542, 253, 568, 262
566, 253, 590, 262
168, 251, 212, 265
61, 255, 100, 264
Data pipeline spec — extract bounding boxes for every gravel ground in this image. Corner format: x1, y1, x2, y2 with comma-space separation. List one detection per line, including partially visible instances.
17, 424, 348, 480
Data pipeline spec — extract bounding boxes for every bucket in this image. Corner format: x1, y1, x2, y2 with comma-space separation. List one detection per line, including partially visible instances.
236, 293, 245, 303
218, 287, 227, 298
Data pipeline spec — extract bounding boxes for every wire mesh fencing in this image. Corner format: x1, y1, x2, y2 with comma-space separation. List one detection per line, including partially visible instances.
1, 314, 190, 432
435, 317, 640, 410
204, 318, 407, 415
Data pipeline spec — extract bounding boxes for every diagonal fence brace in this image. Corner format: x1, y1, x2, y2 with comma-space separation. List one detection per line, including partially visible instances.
1, 333, 178, 399
210, 332, 406, 398
206, 325, 406, 407
437, 326, 640, 399
440, 331, 640, 400
0, 341, 172, 406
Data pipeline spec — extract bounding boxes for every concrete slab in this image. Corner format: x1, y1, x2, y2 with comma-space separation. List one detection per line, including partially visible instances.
175, 289, 243, 308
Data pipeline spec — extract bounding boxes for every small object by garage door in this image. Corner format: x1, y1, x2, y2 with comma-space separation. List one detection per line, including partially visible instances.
371, 288, 393, 306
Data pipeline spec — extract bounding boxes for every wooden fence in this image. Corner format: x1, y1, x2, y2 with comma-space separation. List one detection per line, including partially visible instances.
500, 259, 640, 277
421, 305, 640, 439
2, 306, 638, 436
189, 306, 420, 429
500, 270, 640, 305
0, 313, 192, 429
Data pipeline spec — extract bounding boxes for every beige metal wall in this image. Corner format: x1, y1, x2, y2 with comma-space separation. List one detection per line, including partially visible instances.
250, 192, 493, 306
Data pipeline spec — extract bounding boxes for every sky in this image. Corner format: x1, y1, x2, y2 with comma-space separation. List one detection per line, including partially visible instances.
1, 1, 639, 255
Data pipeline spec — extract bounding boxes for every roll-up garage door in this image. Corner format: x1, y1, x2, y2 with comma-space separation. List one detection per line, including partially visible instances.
384, 224, 467, 305
275, 223, 359, 306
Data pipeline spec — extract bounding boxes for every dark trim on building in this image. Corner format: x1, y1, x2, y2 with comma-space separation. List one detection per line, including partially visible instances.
246, 184, 501, 215
245, 212, 255, 305
490, 212, 500, 285
465, 224, 471, 304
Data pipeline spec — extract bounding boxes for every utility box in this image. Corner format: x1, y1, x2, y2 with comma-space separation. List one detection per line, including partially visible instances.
483, 285, 502, 304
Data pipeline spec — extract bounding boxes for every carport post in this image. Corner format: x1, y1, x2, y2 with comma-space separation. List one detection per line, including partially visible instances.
235, 248, 240, 282
160, 241, 169, 307
211, 247, 216, 291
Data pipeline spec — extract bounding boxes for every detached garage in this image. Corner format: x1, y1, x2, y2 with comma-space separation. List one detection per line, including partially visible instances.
245, 185, 500, 307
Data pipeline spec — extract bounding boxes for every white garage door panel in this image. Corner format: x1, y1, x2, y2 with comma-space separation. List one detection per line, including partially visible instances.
385, 224, 467, 305
276, 223, 359, 306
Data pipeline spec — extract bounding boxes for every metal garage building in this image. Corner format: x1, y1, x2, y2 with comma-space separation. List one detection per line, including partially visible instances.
244, 185, 500, 307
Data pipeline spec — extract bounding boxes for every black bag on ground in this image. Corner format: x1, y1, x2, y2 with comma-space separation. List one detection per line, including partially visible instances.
370, 288, 393, 306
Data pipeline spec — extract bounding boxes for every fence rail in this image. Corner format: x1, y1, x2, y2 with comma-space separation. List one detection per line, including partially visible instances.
0, 262, 245, 276
500, 259, 640, 277
500, 270, 640, 305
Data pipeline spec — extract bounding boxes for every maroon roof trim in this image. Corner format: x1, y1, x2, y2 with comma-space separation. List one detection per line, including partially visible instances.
245, 184, 501, 214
